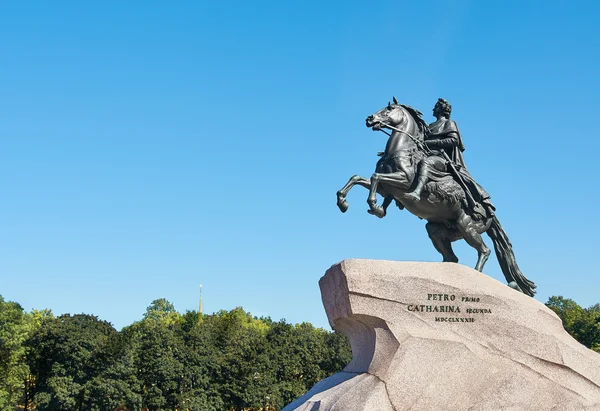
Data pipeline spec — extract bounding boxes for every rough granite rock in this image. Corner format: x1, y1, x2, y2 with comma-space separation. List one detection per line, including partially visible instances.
283, 259, 600, 411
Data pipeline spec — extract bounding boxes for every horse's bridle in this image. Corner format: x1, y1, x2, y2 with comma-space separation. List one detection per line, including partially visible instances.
379, 121, 432, 155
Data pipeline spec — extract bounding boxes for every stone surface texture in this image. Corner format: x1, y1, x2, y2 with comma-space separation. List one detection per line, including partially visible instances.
283, 259, 600, 411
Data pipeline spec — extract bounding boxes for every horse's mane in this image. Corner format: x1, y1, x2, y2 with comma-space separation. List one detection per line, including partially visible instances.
400, 104, 430, 134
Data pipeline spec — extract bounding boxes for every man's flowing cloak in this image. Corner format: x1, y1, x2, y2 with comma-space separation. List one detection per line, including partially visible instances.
425, 120, 495, 210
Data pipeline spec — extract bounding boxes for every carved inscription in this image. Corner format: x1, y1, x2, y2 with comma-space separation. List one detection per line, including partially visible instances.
406, 293, 492, 323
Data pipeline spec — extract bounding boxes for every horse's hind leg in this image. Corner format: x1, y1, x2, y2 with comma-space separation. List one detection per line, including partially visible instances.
455, 212, 491, 272
426, 222, 459, 263
337, 175, 371, 212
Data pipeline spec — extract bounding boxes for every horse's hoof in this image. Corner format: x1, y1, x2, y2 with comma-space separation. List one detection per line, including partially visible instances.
337, 199, 349, 213
508, 281, 523, 293
367, 207, 385, 218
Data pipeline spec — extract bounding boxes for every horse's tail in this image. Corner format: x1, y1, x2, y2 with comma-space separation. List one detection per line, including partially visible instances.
486, 215, 536, 297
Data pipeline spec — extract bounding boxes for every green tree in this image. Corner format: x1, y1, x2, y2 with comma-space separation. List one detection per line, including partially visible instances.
178, 318, 224, 411
26, 314, 116, 411
580, 304, 600, 352
6, 295, 352, 411
0, 295, 31, 409
81, 332, 142, 411
546, 296, 600, 352
207, 308, 273, 411
323, 330, 352, 377
266, 321, 351, 409
124, 299, 187, 411
144, 298, 181, 325
266, 320, 306, 408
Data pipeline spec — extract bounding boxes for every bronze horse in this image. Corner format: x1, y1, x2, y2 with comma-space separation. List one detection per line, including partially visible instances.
336, 100, 536, 297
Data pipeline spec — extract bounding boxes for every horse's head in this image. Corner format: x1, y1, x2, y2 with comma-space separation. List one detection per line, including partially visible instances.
365, 96, 406, 131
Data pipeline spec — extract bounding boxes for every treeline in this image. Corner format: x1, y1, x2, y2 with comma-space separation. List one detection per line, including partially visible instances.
545, 296, 600, 352
0, 296, 351, 411
1, 295, 599, 411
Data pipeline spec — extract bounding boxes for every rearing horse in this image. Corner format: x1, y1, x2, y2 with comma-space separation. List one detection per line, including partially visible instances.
336, 100, 536, 297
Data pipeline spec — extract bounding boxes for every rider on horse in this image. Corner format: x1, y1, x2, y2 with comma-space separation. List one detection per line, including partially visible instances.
336, 98, 536, 296
404, 98, 495, 219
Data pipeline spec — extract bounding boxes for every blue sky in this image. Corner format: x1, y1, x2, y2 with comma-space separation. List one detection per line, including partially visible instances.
1, 1, 599, 330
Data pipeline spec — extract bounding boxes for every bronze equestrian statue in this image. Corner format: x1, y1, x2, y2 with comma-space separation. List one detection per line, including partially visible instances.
336, 97, 536, 297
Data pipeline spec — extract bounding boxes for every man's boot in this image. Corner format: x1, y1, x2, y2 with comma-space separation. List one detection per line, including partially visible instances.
405, 174, 427, 202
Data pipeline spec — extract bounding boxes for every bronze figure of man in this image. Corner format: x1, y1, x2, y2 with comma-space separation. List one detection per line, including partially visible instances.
404, 98, 494, 218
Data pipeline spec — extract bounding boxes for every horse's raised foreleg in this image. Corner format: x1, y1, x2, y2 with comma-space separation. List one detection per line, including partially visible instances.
367, 172, 408, 218
367, 196, 393, 218
337, 175, 371, 213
